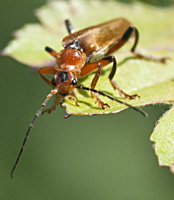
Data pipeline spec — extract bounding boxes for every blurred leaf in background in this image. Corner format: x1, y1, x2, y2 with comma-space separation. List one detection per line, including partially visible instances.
2, 0, 174, 172
0, 1, 174, 200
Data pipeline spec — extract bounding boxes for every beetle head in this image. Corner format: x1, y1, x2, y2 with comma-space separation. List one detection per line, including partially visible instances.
52, 71, 77, 96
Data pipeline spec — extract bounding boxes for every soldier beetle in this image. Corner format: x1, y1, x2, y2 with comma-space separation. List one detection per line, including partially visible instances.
11, 18, 166, 178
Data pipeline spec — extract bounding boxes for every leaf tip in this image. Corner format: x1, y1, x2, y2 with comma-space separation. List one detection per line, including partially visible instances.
64, 110, 73, 119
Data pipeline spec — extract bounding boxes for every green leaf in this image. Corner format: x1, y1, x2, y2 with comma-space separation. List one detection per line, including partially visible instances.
1, 24, 60, 67
150, 106, 174, 173
1, 0, 174, 172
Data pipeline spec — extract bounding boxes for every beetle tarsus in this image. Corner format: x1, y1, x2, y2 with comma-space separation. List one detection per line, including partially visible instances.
133, 52, 169, 63
42, 93, 61, 114
110, 79, 140, 99
93, 94, 110, 109
66, 95, 79, 106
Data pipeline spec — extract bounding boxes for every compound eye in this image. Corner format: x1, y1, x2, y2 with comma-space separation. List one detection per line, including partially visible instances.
51, 78, 56, 86
71, 79, 77, 85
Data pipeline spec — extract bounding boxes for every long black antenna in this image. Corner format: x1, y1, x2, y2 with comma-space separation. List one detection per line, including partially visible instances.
11, 88, 58, 178
76, 85, 147, 117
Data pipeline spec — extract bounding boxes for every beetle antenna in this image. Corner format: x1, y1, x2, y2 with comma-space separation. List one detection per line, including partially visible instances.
11, 88, 58, 178
76, 85, 147, 117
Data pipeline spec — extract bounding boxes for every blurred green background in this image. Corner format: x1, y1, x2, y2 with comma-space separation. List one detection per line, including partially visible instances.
0, 0, 174, 200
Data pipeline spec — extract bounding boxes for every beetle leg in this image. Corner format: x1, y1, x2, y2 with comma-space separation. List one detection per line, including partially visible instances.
65, 19, 76, 34
130, 26, 139, 52
105, 56, 139, 99
80, 56, 139, 100
90, 62, 101, 95
45, 47, 58, 58
64, 95, 79, 106
42, 93, 62, 114
80, 62, 110, 108
107, 26, 168, 63
39, 66, 57, 88
133, 51, 169, 63
130, 28, 168, 63
90, 62, 110, 109
106, 26, 138, 55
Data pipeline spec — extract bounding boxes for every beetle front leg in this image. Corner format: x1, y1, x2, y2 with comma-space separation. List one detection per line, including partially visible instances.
65, 95, 79, 106
42, 93, 62, 114
39, 66, 57, 88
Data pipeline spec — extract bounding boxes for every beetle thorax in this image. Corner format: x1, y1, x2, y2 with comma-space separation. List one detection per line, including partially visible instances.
55, 48, 86, 74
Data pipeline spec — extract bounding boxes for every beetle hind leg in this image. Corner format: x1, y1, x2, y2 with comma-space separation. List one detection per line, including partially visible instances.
106, 25, 137, 55
107, 25, 168, 63
128, 26, 168, 63
133, 51, 169, 63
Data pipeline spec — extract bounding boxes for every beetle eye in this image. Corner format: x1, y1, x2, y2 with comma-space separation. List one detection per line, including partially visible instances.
51, 78, 56, 86
71, 79, 77, 85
